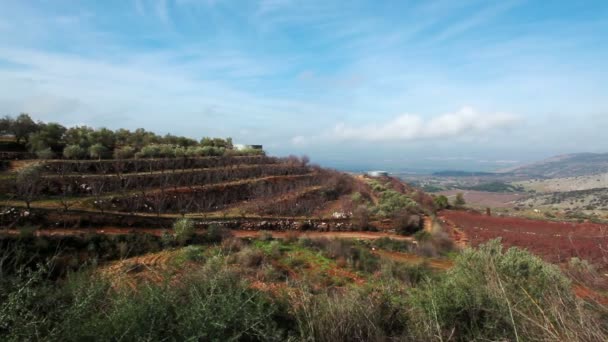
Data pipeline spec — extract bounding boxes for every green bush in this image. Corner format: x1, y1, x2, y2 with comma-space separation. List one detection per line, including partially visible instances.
433, 195, 449, 210
375, 190, 417, 216
0, 258, 285, 341
173, 218, 195, 245
408, 239, 606, 341
292, 286, 408, 341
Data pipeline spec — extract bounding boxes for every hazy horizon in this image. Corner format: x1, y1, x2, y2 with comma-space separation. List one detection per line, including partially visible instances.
1, 1, 607, 171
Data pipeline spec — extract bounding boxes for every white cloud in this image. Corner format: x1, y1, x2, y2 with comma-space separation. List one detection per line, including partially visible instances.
330, 107, 520, 142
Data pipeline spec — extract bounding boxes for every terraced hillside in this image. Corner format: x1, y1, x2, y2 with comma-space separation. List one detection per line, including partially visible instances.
0, 154, 434, 232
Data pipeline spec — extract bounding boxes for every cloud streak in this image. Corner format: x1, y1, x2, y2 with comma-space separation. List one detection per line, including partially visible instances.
324, 107, 519, 142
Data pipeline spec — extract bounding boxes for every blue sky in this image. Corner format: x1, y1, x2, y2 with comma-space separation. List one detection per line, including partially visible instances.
1, 0, 607, 171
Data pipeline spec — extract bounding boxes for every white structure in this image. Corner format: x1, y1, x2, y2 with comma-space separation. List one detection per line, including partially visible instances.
367, 170, 389, 177
234, 144, 263, 151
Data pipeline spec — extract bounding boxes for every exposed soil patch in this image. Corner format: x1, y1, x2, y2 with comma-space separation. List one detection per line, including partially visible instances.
441, 210, 608, 270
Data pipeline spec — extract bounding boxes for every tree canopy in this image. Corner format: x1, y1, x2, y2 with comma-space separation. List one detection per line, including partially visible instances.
0, 113, 257, 160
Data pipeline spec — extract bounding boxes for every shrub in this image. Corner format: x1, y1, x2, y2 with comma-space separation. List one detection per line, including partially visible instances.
375, 190, 417, 216
0, 256, 285, 341
237, 247, 265, 267
291, 287, 408, 341
220, 237, 244, 253
393, 210, 422, 235
433, 195, 449, 210
453, 192, 466, 207
173, 218, 195, 245
372, 237, 413, 253
351, 192, 363, 203
380, 260, 432, 286
182, 245, 205, 262
409, 239, 607, 341
204, 224, 230, 243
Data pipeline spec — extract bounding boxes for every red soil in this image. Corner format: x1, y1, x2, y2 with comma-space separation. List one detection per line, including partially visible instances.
441, 210, 608, 270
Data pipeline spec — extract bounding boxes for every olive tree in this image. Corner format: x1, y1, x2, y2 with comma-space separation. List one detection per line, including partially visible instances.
15, 165, 43, 209
63, 144, 86, 159
89, 143, 108, 160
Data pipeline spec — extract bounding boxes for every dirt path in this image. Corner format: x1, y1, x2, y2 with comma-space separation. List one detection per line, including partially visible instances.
423, 216, 433, 233
438, 214, 469, 248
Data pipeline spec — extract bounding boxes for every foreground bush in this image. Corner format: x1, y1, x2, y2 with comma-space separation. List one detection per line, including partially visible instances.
0, 258, 285, 341
291, 285, 408, 342
1, 238, 607, 341
408, 239, 608, 341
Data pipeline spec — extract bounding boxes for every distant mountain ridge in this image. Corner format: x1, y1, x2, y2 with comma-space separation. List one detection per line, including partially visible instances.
505, 152, 608, 178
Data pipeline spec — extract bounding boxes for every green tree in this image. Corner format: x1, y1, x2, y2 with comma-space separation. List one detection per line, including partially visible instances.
88, 128, 116, 151
454, 193, 466, 207
63, 144, 86, 159
89, 143, 108, 160
0, 115, 11, 134
27, 122, 66, 153
63, 126, 94, 148
11, 113, 39, 144
113, 146, 135, 159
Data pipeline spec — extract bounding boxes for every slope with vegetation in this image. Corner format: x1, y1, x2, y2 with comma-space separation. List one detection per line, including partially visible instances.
1, 229, 606, 341
2, 113, 607, 341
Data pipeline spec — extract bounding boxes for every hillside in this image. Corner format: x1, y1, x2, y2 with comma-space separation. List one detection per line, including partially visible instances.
506, 153, 608, 178
0, 119, 435, 233
1, 115, 607, 342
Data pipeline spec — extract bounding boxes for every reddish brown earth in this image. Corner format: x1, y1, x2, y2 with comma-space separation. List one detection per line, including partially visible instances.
440, 210, 608, 270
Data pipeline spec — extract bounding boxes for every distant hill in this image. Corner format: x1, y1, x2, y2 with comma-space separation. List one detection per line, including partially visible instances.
505, 153, 608, 178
